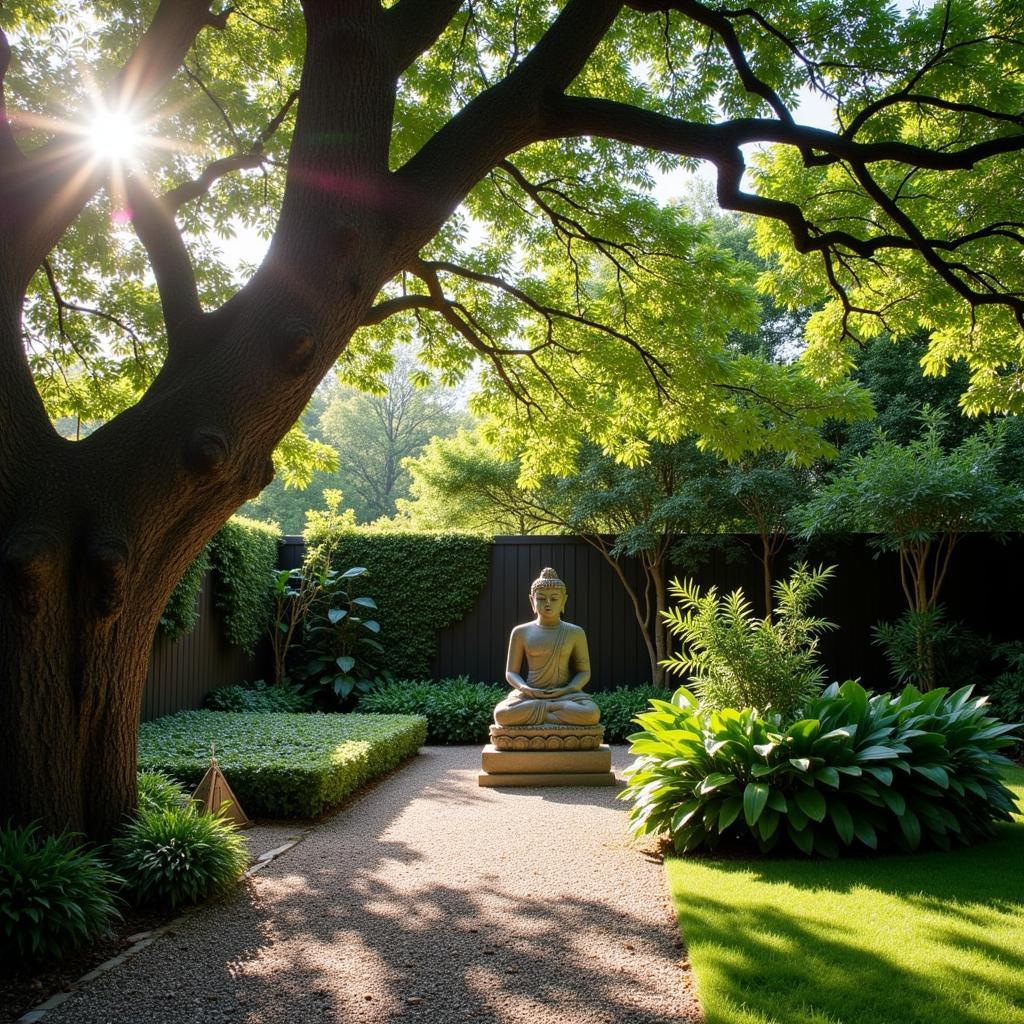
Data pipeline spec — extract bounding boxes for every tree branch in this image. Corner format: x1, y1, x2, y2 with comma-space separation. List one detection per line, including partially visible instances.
163, 89, 298, 212
362, 294, 437, 325
538, 94, 1024, 323
124, 177, 203, 341
41, 258, 149, 372
1, 0, 225, 290
627, 0, 795, 125
0, 27, 23, 167
394, 0, 624, 244
387, 0, 466, 74
420, 257, 673, 396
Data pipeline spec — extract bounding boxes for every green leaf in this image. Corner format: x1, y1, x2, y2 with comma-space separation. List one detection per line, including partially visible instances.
327, 607, 348, 624
852, 816, 878, 850
335, 655, 355, 672
699, 772, 736, 795
743, 783, 769, 827
828, 801, 854, 845
718, 796, 742, 831
787, 823, 814, 855
794, 787, 826, 823
879, 788, 906, 816
814, 766, 840, 788
912, 764, 949, 788
899, 809, 922, 850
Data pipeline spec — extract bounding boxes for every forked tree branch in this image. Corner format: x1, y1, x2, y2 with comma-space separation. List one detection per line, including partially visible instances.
124, 178, 203, 341
387, 0, 467, 74
539, 94, 1024, 324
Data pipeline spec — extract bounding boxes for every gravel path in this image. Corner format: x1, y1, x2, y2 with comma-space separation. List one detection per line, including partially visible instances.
43, 746, 701, 1024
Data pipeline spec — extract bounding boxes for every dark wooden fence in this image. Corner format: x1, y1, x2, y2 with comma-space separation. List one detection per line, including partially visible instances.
142, 573, 266, 721
142, 533, 1024, 717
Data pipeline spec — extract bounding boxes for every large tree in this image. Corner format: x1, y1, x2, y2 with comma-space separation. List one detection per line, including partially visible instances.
1, 0, 1022, 840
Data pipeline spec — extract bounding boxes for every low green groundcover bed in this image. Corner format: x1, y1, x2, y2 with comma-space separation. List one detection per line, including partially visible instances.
139, 712, 427, 818
667, 766, 1024, 1024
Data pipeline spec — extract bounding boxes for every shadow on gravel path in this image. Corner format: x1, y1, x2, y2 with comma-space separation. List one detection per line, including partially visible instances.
41, 746, 700, 1024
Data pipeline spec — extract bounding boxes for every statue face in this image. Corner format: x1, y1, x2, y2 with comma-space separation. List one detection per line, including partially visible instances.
531, 586, 567, 622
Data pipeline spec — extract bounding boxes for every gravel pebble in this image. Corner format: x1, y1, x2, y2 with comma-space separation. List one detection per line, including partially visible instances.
41, 746, 700, 1024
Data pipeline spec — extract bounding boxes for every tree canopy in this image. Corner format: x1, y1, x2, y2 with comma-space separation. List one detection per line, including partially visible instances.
2, 0, 1023, 841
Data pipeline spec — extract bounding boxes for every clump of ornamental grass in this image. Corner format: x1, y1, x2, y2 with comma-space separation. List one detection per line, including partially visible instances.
112, 805, 249, 909
0, 822, 122, 961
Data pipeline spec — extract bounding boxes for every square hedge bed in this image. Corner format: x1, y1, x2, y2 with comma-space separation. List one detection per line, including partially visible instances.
139, 711, 427, 818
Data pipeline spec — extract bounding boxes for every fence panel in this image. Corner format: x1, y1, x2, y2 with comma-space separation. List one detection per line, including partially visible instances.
143, 533, 1024, 717
141, 572, 262, 721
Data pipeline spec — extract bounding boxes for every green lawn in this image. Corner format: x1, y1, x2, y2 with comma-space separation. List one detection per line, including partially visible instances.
667, 767, 1024, 1024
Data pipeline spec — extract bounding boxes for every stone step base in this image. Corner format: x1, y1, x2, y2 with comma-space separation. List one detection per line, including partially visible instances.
477, 744, 617, 787
481, 744, 612, 774
478, 771, 618, 788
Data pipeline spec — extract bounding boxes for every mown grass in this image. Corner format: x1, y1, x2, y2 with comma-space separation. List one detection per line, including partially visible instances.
667, 767, 1024, 1024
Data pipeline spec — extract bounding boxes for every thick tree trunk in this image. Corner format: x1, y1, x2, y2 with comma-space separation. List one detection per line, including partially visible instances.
0, 268, 381, 841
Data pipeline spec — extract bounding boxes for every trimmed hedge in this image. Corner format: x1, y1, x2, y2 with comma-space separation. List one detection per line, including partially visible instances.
357, 678, 669, 745
138, 711, 426, 818
623, 681, 1021, 856
209, 517, 281, 653
303, 529, 490, 679
358, 677, 506, 744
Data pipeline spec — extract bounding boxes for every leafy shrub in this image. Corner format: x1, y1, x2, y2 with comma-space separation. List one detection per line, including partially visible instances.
204, 679, 314, 713
622, 681, 1020, 857
112, 806, 249, 909
139, 711, 427, 817
872, 606, 989, 692
986, 642, 1024, 735
359, 677, 506, 744
301, 566, 389, 706
209, 517, 281, 653
301, 528, 491, 678
592, 686, 670, 742
159, 544, 211, 639
660, 563, 836, 718
137, 770, 190, 813
0, 823, 121, 960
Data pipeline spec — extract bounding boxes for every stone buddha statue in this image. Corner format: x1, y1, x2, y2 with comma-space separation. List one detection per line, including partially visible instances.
493, 567, 601, 728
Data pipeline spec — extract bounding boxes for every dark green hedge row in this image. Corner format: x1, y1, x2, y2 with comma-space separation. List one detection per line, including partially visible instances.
138, 711, 426, 817
303, 530, 491, 679
357, 678, 670, 744
159, 545, 211, 640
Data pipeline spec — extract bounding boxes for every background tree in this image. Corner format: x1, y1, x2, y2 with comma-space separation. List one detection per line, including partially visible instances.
2, 0, 1022, 840
399, 427, 555, 535
798, 411, 1024, 687
318, 350, 463, 522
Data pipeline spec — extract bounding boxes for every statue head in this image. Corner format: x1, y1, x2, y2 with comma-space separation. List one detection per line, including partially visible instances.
529, 567, 567, 621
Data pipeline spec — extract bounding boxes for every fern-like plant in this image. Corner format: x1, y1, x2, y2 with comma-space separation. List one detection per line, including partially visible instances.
660, 563, 836, 717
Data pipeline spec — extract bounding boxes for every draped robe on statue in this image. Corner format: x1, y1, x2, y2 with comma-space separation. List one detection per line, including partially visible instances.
494, 621, 600, 726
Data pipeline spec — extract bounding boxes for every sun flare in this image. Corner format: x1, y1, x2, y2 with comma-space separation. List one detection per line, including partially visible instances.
88, 107, 142, 163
